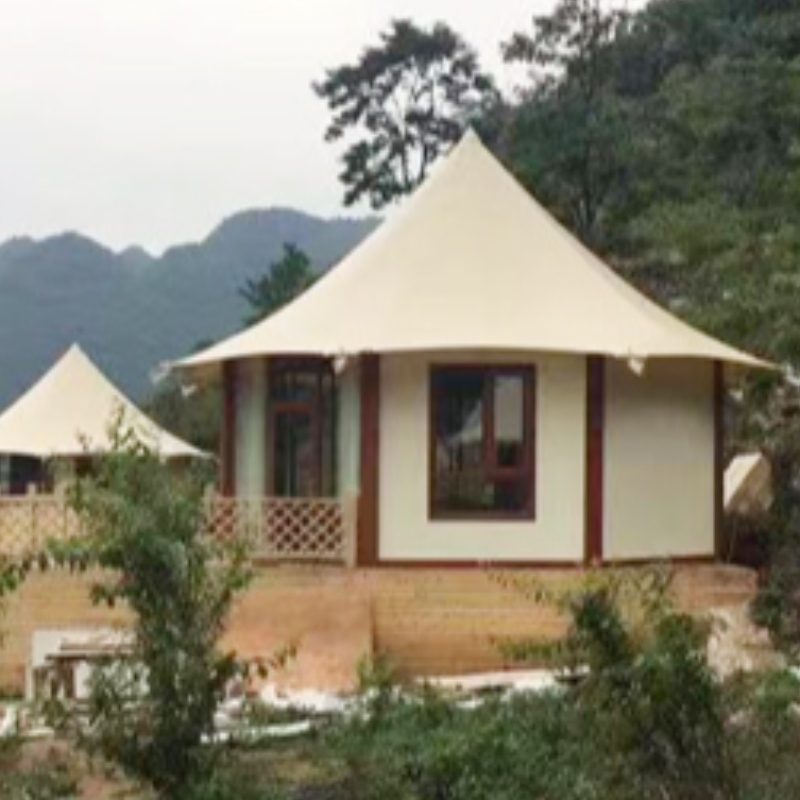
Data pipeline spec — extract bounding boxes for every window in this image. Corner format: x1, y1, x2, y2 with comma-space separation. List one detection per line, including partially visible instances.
430, 366, 535, 518
268, 359, 336, 497
0, 456, 43, 495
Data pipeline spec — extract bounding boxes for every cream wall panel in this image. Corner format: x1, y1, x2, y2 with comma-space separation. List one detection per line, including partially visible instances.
378, 352, 586, 562
604, 359, 714, 560
234, 359, 266, 497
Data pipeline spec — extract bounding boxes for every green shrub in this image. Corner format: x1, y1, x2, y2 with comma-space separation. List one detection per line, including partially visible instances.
0, 739, 78, 800
332, 578, 736, 800
54, 425, 254, 800
570, 588, 735, 800
725, 670, 800, 800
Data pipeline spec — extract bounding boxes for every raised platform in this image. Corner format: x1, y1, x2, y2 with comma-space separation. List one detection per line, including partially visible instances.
0, 563, 757, 693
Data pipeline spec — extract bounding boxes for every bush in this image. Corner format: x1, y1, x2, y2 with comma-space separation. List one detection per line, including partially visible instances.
332, 577, 736, 800
0, 739, 78, 800
725, 670, 800, 800
569, 588, 735, 800
56, 425, 254, 800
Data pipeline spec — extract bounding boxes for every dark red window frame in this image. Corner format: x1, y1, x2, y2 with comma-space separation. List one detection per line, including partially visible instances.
429, 364, 536, 521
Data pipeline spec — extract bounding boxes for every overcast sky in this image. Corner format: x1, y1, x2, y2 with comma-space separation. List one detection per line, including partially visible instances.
0, 1, 612, 252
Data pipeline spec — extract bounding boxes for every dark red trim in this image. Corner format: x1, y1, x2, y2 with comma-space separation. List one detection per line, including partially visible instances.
585, 356, 605, 565
602, 554, 717, 567
357, 354, 380, 566
713, 361, 725, 560
369, 555, 715, 570
374, 560, 583, 569
220, 361, 237, 496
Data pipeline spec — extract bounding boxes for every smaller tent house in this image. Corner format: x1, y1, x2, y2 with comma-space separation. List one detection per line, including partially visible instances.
179, 131, 766, 568
0, 344, 202, 495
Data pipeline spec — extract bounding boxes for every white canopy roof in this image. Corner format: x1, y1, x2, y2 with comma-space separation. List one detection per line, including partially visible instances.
180, 130, 765, 374
0, 345, 204, 459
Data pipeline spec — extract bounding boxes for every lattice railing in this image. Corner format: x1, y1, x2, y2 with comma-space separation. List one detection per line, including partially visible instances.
0, 494, 356, 564
205, 496, 356, 563
0, 495, 83, 557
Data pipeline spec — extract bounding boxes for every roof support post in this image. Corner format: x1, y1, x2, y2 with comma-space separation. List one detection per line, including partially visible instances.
357, 354, 380, 566
713, 360, 724, 560
585, 355, 605, 565
220, 360, 237, 496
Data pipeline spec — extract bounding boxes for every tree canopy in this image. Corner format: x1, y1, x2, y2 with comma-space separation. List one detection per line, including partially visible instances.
497, 0, 800, 373
315, 19, 500, 209
239, 242, 316, 326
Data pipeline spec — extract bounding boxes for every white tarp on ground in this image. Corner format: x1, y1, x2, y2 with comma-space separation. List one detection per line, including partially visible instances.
178, 130, 767, 378
0, 344, 203, 459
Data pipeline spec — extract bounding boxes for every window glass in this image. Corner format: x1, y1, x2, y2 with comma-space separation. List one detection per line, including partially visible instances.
270, 366, 319, 404
494, 374, 525, 469
433, 371, 485, 511
269, 360, 337, 497
273, 411, 316, 497
432, 367, 533, 518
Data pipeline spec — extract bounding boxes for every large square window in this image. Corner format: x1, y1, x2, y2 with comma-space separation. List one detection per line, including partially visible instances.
430, 366, 535, 519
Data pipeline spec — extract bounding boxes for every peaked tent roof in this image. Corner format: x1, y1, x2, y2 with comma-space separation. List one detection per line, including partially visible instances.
179, 130, 766, 374
0, 345, 204, 459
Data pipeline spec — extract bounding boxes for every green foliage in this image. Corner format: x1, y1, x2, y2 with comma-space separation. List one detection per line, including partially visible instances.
239, 242, 317, 326
498, 0, 800, 375
725, 669, 800, 800
333, 580, 735, 800
144, 378, 221, 455
749, 382, 800, 651
494, 566, 673, 675
355, 652, 401, 724
56, 425, 254, 800
572, 589, 734, 799
0, 740, 78, 800
501, 0, 632, 247
315, 19, 499, 209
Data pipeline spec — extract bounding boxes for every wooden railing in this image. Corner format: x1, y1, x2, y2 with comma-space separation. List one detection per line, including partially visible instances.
206, 495, 357, 564
0, 494, 82, 557
0, 493, 357, 565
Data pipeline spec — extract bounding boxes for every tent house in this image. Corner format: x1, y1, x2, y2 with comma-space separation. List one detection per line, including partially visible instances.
179, 131, 765, 567
0, 344, 202, 494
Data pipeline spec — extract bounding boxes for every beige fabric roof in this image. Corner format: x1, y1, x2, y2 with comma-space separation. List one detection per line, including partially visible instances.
179, 130, 766, 374
0, 345, 204, 459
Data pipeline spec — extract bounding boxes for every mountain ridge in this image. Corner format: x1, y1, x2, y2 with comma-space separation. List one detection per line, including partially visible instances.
0, 207, 377, 411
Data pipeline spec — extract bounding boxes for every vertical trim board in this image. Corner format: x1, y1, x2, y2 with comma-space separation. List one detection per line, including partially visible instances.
357, 354, 380, 566
713, 361, 724, 560
221, 360, 237, 496
585, 356, 605, 564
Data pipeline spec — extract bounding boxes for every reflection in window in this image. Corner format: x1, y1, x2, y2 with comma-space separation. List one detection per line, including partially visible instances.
494, 375, 525, 468
431, 366, 534, 518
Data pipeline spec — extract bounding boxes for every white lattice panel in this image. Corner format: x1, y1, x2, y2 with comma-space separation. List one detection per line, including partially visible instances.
0, 497, 82, 557
0, 494, 353, 564
205, 496, 350, 562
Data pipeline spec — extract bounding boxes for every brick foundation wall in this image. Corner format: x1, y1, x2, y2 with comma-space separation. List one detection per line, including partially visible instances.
0, 563, 757, 693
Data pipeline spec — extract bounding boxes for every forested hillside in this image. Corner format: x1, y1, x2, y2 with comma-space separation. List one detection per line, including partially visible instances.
0, 209, 375, 409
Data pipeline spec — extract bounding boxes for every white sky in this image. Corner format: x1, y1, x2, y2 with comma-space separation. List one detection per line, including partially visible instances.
0, 1, 622, 252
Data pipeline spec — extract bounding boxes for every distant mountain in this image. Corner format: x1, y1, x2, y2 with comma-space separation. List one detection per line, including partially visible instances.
0, 208, 377, 410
